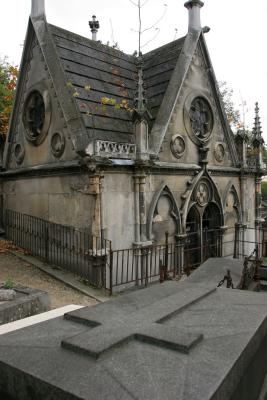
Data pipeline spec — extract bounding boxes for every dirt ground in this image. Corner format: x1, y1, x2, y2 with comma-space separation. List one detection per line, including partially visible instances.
0, 252, 98, 309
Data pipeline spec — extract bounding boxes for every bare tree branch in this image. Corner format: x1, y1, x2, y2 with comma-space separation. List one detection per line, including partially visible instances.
110, 19, 116, 45
138, 0, 141, 55
141, 3, 167, 34
173, 28, 178, 41
141, 28, 161, 49
128, 0, 138, 7
141, 0, 151, 6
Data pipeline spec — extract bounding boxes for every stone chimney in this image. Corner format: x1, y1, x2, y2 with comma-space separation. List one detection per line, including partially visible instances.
184, 0, 204, 32
31, 0, 45, 18
89, 15, 100, 41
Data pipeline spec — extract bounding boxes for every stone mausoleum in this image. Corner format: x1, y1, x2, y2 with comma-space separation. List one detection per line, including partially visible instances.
1, 0, 265, 270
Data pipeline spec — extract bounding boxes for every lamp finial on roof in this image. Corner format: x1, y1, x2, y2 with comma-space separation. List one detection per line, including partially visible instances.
184, 0, 204, 32
31, 0, 45, 18
89, 15, 100, 41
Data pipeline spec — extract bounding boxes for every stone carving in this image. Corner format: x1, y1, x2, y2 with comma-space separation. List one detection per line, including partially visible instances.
23, 91, 44, 137
51, 132, 65, 158
23, 89, 51, 145
153, 195, 177, 240
214, 143, 225, 163
14, 143, 25, 165
189, 97, 213, 140
170, 135, 185, 159
95, 140, 136, 159
226, 191, 236, 211
195, 181, 210, 207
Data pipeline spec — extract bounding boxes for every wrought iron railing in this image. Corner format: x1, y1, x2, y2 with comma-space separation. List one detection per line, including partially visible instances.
5, 209, 111, 291
5, 210, 259, 295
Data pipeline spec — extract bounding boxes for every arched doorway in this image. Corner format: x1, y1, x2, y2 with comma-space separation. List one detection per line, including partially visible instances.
185, 201, 222, 271
202, 202, 222, 261
185, 206, 201, 269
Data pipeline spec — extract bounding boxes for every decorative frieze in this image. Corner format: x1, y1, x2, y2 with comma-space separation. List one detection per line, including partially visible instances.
94, 140, 136, 159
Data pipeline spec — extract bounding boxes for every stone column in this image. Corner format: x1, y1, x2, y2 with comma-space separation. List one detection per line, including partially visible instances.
139, 174, 147, 242
87, 173, 101, 249
176, 234, 187, 275
133, 175, 141, 243
99, 175, 105, 247
255, 176, 263, 256
135, 121, 149, 161
233, 223, 242, 259
240, 175, 246, 223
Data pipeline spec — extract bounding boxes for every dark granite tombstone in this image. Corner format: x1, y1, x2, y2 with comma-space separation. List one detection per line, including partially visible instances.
0, 258, 267, 400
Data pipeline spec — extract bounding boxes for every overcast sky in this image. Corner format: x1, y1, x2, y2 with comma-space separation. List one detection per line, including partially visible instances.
1, 0, 267, 140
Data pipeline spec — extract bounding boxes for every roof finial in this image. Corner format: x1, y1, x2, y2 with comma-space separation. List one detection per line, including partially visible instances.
135, 57, 146, 116
89, 15, 100, 41
31, 0, 45, 18
184, 0, 204, 32
253, 102, 263, 141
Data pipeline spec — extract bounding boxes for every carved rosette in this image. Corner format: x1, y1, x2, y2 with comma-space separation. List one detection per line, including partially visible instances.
184, 92, 214, 145
22, 89, 51, 146
51, 132, 65, 158
170, 135, 185, 159
14, 143, 25, 165
214, 143, 225, 163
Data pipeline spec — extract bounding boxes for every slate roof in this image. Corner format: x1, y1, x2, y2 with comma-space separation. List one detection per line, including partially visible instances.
49, 24, 185, 144
143, 37, 185, 121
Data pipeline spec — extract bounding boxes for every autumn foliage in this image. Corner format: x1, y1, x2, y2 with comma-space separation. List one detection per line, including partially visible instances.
0, 59, 18, 138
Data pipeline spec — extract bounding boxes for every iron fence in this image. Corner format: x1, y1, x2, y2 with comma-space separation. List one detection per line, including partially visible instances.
109, 227, 236, 292
5, 209, 111, 291
5, 209, 262, 295
234, 224, 265, 259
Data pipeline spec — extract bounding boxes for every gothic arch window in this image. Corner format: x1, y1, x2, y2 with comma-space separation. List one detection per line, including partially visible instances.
147, 185, 181, 243
223, 184, 241, 227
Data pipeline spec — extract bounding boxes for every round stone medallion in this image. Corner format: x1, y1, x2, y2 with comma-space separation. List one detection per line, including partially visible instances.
189, 97, 213, 140
170, 135, 185, 159
184, 92, 214, 145
23, 89, 51, 146
214, 143, 225, 163
14, 143, 25, 165
51, 132, 65, 158
195, 181, 210, 207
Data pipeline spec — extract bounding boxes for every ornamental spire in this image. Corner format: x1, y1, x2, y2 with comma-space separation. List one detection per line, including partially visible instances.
134, 56, 147, 117
252, 102, 263, 141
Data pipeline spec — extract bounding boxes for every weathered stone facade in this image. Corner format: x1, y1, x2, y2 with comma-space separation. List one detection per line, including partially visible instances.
1, 0, 265, 269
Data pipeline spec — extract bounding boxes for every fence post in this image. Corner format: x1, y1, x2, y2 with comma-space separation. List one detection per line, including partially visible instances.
159, 231, 169, 281
44, 226, 49, 260
254, 244, 260, 288
234, 223, 239, 259
145, 247, 149, 287
109, 242, 113, 296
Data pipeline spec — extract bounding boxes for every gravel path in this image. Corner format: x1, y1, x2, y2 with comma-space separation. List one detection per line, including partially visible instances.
0, 252, 98, 309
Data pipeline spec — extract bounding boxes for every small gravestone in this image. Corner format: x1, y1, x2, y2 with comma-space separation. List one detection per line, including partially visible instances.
0, 289, 16, 302
0, 285, 50, 325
